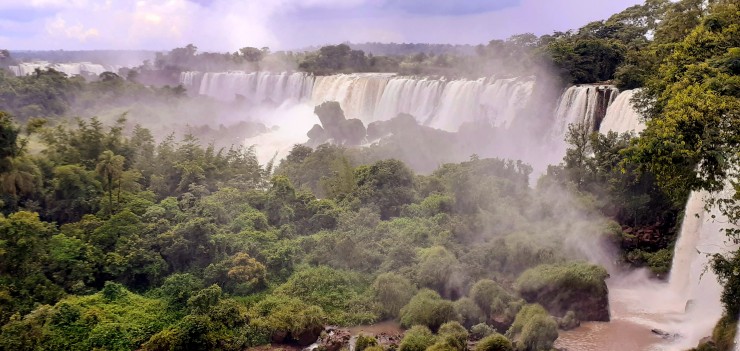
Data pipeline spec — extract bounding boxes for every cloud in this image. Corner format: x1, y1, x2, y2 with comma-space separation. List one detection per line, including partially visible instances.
47, 15, 99, 41
383, 0, 520, 16
0, 0, 644, 51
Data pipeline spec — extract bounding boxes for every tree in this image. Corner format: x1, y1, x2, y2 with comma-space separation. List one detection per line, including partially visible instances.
96, 151, 125, 215
475, 333, 513, 351
399, 289, 457, 331
399, 325, 436, 351
371, 272, 416, 319
0, 112, 19, 173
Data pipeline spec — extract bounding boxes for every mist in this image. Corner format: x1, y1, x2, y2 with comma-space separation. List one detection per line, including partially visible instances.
0, 1, 738, 351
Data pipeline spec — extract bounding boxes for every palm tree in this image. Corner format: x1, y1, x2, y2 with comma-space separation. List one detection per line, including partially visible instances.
96, 150, 125, 215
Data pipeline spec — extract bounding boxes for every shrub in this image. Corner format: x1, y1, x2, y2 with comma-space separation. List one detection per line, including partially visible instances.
356, 334, 379, 351
372, 272, 417, 319
474, 333, 513, 351
470, 323, 495, 340
250, 295, 325, 344
506, 304, 558, 351
437, 321, 468, 351
400, 289, 457, 331
470, 279, 515, 317
399, 325, 436, 351
515, 262, 609, 321
274, 266, 370, 324
454, 297, 484, 329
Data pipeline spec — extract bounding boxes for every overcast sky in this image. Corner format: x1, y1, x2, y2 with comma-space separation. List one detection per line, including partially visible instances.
0, 0, 644, 51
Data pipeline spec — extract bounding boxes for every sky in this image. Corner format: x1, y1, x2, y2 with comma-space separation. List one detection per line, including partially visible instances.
0, 0, 644, 52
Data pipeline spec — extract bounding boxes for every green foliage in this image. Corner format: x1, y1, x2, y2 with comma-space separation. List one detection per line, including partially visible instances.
398, 325, 436, 351
355, 334, 379, 351
505, 304, 558, 351
0, 285, 174, 351
454, 297, 484, 329
470, 323, 495, 341
437, 321, 469, 351
399, 289, 457, 332
250, 295, 325, 344
470, 279, 519, 319
371, 272, 417, 319
354, 159, 415, 219
415, 246, 461, 297
708, 315, 738, 351
712, 248, 740, 318
274, 266, 374, 325
475, 333, 513, 351
515, 262, 609, 321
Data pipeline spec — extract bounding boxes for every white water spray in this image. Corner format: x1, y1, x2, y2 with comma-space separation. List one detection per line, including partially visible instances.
9, 61, 118, 77
182, 71, 538, 133
599, 89, 645, 135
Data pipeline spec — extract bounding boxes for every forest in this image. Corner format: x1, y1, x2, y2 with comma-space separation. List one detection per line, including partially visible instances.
0, 0, 738, 350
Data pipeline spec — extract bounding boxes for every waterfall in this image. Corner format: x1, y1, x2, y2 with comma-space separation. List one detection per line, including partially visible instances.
662, 191, 728, 349
179, 71, 204, 94
185, 71, 314, 103
557, 186, 738, 351
480, 77, 536, 129
599, 89, 646, 134
551, 85, 618, 141
312, 73, 535, 131
8, 61, 116, 76
312, 73, 393, 120
184, 71, 536, 132
373, 76, 445, 123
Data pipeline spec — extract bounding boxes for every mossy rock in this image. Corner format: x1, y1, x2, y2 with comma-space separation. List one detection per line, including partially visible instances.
515, 262, 609, 321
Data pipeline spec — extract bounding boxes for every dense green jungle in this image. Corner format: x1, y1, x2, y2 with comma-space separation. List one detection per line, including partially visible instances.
0, 0, 738, 350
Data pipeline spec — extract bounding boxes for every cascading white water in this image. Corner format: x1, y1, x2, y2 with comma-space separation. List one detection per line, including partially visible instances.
311, 73, 536, 131
558, 188, 738, 351
8, 61, 116, 76
312, 73, 393, 120
185, 71, 537, 132
599, 89, 646, 135
373, 76, 444, 123
551, 85, 619, 141
180, 71, 314, 104
661, 190, 729, 349
480, 77, 536, 129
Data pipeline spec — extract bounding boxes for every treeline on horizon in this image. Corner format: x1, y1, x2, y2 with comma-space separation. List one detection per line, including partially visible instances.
0, 0, 737, 350
0, 0, 709, 86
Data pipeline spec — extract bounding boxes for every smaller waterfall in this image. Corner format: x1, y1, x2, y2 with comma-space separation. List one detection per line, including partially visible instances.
8, 61, 116, 76
552, 85, 618, 139
557, 187, 738, 351
599, 89, 645, 134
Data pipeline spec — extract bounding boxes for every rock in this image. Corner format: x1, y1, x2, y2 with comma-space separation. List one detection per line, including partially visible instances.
516, 263, 611, 322
366, 121, 389, 140
316, 326, 351, 351
307, 124, 327, 141
651, 328, 680, 340
272, 330, 289, 344
315, 101, 346, 139
339, 118, 366, 145
295, 326, 324, 346
490, 314, 514, 334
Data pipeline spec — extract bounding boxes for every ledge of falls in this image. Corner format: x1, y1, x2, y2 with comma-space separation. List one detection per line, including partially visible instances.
8, 61, 121, 77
